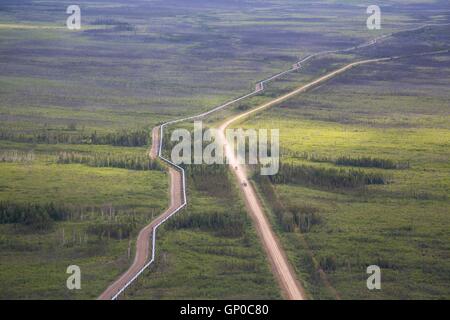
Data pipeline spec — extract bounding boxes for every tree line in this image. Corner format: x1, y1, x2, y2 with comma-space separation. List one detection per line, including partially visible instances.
269, 162, 388, 189
57, 151, 163, 171
0, 129, 150, 147
87, 221, 136, 241
0, 202, 70, 231
254, 176, 322, 233
0, 150, 35, 163
166, 210, 247, 238
335, 156, 409, 169
184, 164, 233, 198
0, 201, 143, 239
90, 130, 149, 147
281, 150, 408, 170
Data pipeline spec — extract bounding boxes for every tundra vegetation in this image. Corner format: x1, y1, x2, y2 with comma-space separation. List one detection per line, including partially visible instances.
119, 164, 281, 299
0, 0, 448, 299
240, 39, 450, 299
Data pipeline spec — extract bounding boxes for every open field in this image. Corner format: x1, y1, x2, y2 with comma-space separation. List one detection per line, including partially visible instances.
1, 0, 449, 300
0, 143, 168, 299
120, 165, 281, 300
239, 48, 450, 299
2, 0, 447, 138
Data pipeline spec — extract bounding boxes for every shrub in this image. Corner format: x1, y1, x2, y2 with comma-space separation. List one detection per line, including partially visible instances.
254, 176, 322, 233
87, 222, 135, 240
0, 129, 150, 147
0, 202, 63, 231
270, 162, 388, 189
0, 150, 35, 163
57, 152, 163, 171
166, 210, 246, 238
185, 164, 232, 198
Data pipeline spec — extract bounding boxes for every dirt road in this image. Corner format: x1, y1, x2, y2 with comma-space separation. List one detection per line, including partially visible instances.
99, 55, 426, 299
222, 58, 391, 128
218, 123, 306, 300
149, 126, 160, 159
218, 58, 391, 300
98, 127, 183, 300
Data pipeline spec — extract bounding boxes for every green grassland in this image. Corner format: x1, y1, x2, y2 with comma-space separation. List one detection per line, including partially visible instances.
0, 142, 169, 299
0, 0, 448, 300
238, 51, 450, 299
121, 165, 281, 300
2, 0, 446, 137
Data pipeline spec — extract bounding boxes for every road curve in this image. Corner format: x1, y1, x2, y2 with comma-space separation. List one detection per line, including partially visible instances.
98, 127, 183, 300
